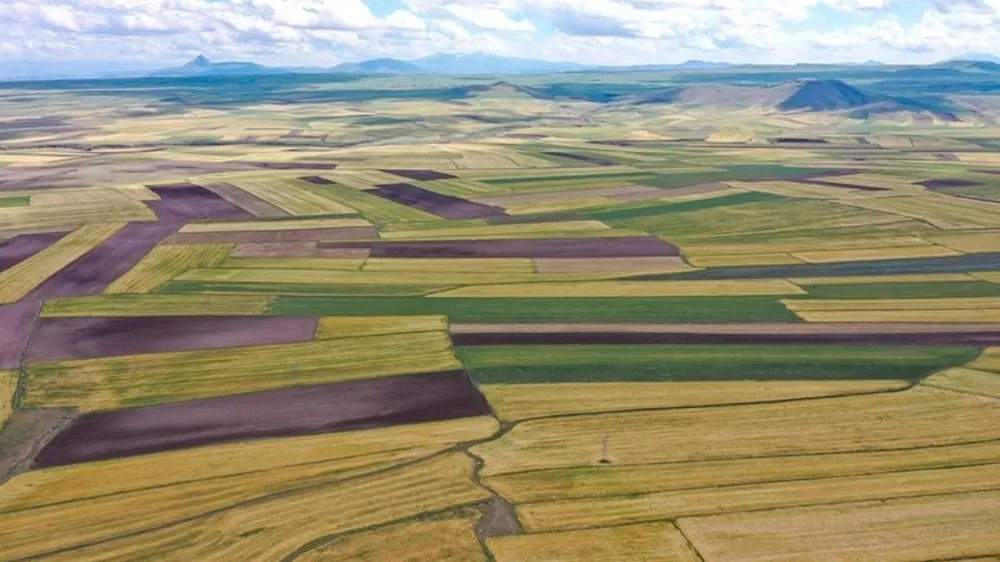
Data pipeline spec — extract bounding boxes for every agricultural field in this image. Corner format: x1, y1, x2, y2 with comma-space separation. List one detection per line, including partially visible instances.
1, 65, 1000, 561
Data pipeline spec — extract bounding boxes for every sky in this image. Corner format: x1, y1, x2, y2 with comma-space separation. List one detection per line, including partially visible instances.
1, 0, 999, 68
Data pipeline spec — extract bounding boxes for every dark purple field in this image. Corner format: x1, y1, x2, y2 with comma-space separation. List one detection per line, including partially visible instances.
33, 371, 491, 467
320, 235, 680, 258
381, 169, 458, 181
370, 183, 506, 220
0, 232, 66, 272
917, 179, 982, 189
202, 183, 291, 218
544, 151, 618, 166
26, 316, 319, 362
146, 184, 253, 222
299, 176, 337, 185
164, 226, 376, 245
795, 179, 889, 192
0, 299, 42, 369
33, 222, 179, 299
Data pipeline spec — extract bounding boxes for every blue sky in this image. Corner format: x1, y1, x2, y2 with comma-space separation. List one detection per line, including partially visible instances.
0, 0, 998, 68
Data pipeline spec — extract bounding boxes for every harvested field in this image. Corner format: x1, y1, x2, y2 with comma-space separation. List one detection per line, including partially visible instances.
322, 236, 680, 259
488, 522, 700, 562
434, 279, 803, 298
25, 316, 319, 361
679, 491, 1000, 562
231, 242, 370, 259
544, 151, 618, 166
471, 387, 1000, 475
315, 315, 447, 339
370, 183, 506, 219
481, 380, 910, 421
378, 220, 620, 241
0, 232, 66, 272
224, 177, 356, 216
450, 322, 1000, 346
382, 169, 458, 181
475, 186, 663, 207
0, 222, 126, 304
923, 367, 1000, 398
33, 370, 489, 466
485, 440, 1000, 505
164, 226, 376, 245
201, 182, 290, 218
219, 256, 365, 271
297, 514, 487, 562
363, 258, 535, 274
791, 244, 961, 264
23, 330, 462, 410
146, 184, 252, 222
784, 297, 1000, 322
0, 371, 15, 426
40, 294, 275, 317
518, 463, 1000, 532
104, 243, 233, 294
533, 257, 692, 275
0, 299, 42, 369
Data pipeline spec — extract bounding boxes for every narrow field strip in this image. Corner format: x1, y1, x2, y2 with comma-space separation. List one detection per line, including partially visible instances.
104, 244, 234, 294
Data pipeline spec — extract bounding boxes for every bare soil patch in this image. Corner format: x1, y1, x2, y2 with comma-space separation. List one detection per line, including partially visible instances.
0, 408, 76, 484
381, 169, 458, 181
202, 182, 291, 218
33, 370, 490, 467
26, 316, 319, 362
299, 176, 337, 185
370, 183, 506, 220
147, 184, 254, 222
0, 299, 42, 369
248, 162, 338, 170
795, 179, 889, 192
918, 179, 982, 189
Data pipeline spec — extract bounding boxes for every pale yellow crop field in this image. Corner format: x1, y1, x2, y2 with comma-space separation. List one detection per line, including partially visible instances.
179, 217, 371, 233
924, 367, 1000, 398
105, 243, 234, 294
433, 279, 806, 298
488, 522, 701, 562
298, 514, 487, 562
40, 294, 276, 317
784, 297, 1000, 322
315, 315, 448, 339
0, 370, 16, 427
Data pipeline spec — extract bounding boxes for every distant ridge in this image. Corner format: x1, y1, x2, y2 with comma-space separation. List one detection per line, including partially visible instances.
777, 79, 871, 111
151, 54, 275, 77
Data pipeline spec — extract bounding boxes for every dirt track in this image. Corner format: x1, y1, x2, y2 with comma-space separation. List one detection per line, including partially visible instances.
33, 370, 491, 467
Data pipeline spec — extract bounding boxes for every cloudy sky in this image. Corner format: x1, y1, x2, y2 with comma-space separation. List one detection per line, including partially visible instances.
1, 0, 999, 67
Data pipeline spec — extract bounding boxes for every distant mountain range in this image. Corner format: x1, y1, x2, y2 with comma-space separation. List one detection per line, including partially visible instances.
149, 53, 733, 78
944, 53, 1000, 64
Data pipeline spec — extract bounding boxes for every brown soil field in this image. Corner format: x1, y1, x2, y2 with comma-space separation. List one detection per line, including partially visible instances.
370, 183, 506, 220
477, 186, 661, 207
247, 162, 339, 170
0, 408, 76, 484
164, 226, 376, 245
545, 151, 618, 166
299, 175, 337, 185
231, 242, 371, 258
533, 257, 688, 274
0, 299, 42, 369
146, 184, 253, 222
382, 169, 459, 181
32, 370, 490, 467
25, 316, 319, 361
32, 222, 179, 299
0, 233, 67, 272
449, 322, 1000, 345
321, 236, 680, 258
202, 182, 291, 218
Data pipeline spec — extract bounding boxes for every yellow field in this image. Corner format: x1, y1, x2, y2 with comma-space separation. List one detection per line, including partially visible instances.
923, 367, 1000, 398
178, 217, 371, 233
30, 186, 158, 205
363, 258, 537, 274
315, 315, 447, 339
0, 370, 16, 426
728, 180, 851, 199
218, 256, 366, 270
844, 194, 1000, 229
225, 178, 357, 215
679, 490, 1000, 562
378, 220, 621, 240
40, 294, 276, 317
790, 243, 960, 263
105, 243, 234, 294
2, 453, 489, 561
688, 252, 804, 267
432, 279, 806, 298
175, 267, 599, 286
0, 416, 498, 512
481, 380, 910, 421
472, 387, 1000, 476
24, 330, 462, 410
488, 522, 701, 562
784, 297, 1000, 322
297, 514, 486, 562
0, 222, 126, 303
532, 257, 693, 275
504, 197, 618, 215
790, 273, 976, 285
680, 235, 934, 256
0, 200, 154, 234
931, 231, 1000, 253
486, 440, 1000, 504
517, 462, 1000, 532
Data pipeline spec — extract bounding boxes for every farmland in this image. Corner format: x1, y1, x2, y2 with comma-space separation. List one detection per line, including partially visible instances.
1, 65, 1000, 561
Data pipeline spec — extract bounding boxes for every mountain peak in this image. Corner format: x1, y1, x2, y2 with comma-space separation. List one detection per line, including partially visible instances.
184, 54, 212, 68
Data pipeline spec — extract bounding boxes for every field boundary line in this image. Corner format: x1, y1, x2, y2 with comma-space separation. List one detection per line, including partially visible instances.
919, 382, 1000, 401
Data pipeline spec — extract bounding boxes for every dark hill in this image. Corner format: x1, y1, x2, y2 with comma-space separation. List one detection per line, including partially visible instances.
777, 79, 871, 111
